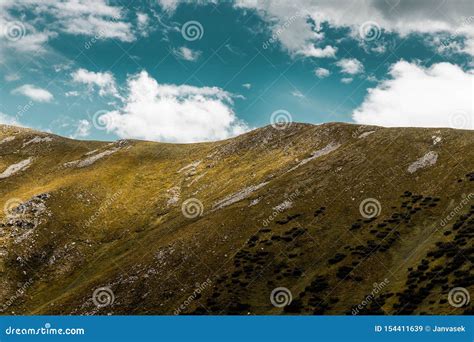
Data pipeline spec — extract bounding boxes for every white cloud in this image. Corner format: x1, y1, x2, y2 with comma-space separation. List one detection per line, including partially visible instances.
2, 0, 134, 43
99, 70, 248, 142
235, 3, 335, 58
341, 77, 353, 84
353, 61, 474, 129
296, 45, 337, 58
8, 31, 55, 52
371, 44, 386, 54
0, 10, 56, 59
235, 0, 474, 56
71, 119, 91, 138
314, 67, 330, 78
156, 0, 219, 13
53, 63, 72, 73
11, 84, 53, 102
173, 47, 201, 61
65, 90, 79, 97
291, 90, 305, 98
0, 112, 21, 126
242, 83, 252, 89
158, 0, 181, 12
366, 75, 378, 82
336, 58, 364, 75
5, 73, 20, 81
62, 16, 134, 42
136, 12, 150, 36
71, 69, 119, 98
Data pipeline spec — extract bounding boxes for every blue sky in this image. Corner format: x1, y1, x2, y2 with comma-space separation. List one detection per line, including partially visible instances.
0, 0, 473, 142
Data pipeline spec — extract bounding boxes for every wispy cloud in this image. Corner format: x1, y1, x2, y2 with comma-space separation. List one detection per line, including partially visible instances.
172, 47, 201, 61
291, 90, 305, 98
11, 84, 53, 102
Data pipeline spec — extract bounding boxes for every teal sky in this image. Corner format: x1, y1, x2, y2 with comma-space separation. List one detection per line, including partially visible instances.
0, 1, 472, 142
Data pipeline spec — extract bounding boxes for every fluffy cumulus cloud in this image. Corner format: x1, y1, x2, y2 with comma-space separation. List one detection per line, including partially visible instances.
157, 0, 181, 12
341, 77, 353, 84
235, 0, 474, 56
11, 84, 54, 102
353, 61, 474, 129
336, 58, 364, 75
314, 67, 330, 78
296, 45, 337, 58
71, 69, 120, 98
100, 70, 248, 142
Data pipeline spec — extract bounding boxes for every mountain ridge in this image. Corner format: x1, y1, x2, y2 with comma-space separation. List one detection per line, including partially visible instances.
0, 122, 472, 315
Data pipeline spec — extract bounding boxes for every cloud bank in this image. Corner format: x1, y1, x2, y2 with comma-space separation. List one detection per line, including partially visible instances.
236, 0, 474, 56
353, 61, 473, 130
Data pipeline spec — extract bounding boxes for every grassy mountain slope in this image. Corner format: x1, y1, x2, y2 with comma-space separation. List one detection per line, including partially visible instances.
0, 122, 472, 315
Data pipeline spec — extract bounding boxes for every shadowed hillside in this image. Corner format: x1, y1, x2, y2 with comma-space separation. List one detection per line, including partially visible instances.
0, 122, 472, 315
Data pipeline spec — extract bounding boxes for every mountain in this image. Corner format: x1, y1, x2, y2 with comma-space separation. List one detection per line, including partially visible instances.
0, 122, 472, 315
